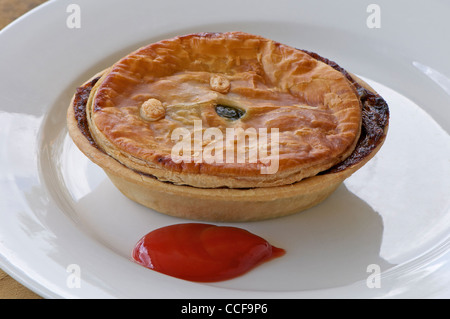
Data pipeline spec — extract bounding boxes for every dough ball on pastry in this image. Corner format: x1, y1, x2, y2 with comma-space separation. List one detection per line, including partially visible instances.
140, 98, 165, 121
210, 74, 231, 94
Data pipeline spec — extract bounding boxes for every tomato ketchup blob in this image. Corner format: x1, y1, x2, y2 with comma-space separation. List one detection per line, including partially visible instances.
132, 223, 285, 282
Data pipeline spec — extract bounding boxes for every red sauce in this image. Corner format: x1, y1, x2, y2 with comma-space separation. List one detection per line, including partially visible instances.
132, 223, 285, 282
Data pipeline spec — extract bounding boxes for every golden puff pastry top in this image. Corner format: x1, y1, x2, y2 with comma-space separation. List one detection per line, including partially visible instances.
87, 32, 362, 188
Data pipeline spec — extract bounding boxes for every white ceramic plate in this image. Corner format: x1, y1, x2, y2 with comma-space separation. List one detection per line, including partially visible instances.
1, 0, 450, 299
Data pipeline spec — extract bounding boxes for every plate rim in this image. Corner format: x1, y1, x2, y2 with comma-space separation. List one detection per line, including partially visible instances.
1, 0, 450, 299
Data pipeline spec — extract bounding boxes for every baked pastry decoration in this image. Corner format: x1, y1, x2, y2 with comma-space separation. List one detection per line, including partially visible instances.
67, 32, 389, 221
